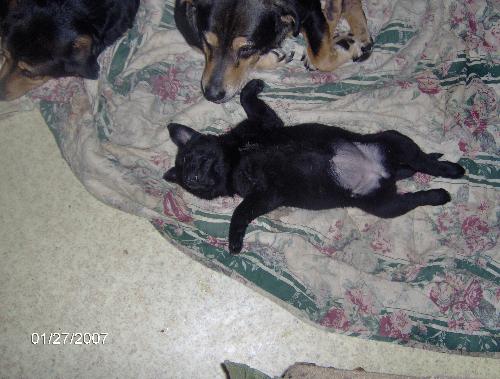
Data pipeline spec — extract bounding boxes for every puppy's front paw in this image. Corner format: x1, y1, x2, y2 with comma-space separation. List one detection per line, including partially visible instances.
241, 79, 265, 99
229, 237, 243, 255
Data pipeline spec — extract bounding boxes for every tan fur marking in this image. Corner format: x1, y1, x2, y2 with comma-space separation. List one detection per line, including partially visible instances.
0, 56, 48, 100
303, 27, 347, 72
232, 37, 249, 51
342, 0, 371, 43
324, 0, 342, 28
73, 35, 93, 52
255, 52, 285, 70
204, 32, 219, 48
222, 55, 259, 91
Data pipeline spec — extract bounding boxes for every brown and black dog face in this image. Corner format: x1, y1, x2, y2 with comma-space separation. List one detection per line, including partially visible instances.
175, 0, 297, 103
175, 0, 373, 103
0, 0, 139, 101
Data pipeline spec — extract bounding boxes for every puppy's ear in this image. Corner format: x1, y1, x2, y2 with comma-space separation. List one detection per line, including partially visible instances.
168, 123, 200, 147
163, 168, 178, 183
72, 35, 100, 79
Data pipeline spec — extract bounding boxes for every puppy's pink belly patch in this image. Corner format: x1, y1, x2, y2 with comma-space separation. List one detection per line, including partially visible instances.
329, 142, 389, 196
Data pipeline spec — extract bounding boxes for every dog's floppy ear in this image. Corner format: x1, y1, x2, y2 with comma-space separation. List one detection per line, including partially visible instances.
174, 0, 203, 50
168, 123, 201, 147
71, 35, 100, 79
163, 168, 178, 183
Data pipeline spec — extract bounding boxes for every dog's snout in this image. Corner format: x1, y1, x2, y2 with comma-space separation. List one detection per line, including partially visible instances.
203, 85, 226, 103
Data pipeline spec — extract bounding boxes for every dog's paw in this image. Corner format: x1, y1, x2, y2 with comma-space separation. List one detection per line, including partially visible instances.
354, 38, 374, 62
301, 53, 318, 71
438, 161, 466, 179
256, 49, 295, 70
426, 189, 452, 206
228, 237, 243, 255
241, 79, 265, 98
271, 48, 295, 64
333, 34, 373, 63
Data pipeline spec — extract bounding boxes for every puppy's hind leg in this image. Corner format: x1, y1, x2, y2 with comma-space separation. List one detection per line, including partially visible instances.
378, 130, 465, 179
240, 80, 284, 128
364, 190, 451, 218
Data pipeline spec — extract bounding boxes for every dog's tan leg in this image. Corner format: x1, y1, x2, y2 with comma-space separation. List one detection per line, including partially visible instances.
302, 0, 372, 71
342, 0, 371, 44
341, 0, 373, 61
324, 0, 343, 35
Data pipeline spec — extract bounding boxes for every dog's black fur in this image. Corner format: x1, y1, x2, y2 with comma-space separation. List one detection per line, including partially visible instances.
164, 80, 465, 254
0, 0, 140, 100
175, 0, 373, 103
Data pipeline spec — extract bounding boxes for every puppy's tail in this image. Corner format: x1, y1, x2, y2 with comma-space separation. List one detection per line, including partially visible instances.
240, 79, 284, 129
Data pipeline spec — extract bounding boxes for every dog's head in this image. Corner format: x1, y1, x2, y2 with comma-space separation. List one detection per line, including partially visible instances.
0, 0, 100, 101
177, 0, 297, 103
164, 123, 232, 199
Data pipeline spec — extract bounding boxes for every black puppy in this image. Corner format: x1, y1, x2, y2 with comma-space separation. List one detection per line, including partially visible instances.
175, 0, 373, 103
163, 80, 465, 254
0, 0, 140, 100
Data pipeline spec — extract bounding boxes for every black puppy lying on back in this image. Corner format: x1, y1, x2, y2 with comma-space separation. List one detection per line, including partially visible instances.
0, 0, 140, 100
164, 80, 465, 254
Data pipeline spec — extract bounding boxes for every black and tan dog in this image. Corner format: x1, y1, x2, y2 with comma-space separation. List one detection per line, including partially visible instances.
175, 0, 373, 103
0, 0, 140, 101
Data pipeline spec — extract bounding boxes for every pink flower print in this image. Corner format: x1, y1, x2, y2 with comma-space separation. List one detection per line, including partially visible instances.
396, 80, 412, 89
414, 172, 432, 185
416, 72, 441, 95
395, 56, 407, 68
152, 218, 166, 228
430, 281, 458, 313
163, 191, 193, 223
328, 219, 344, 241
311, 71, 338, 84
458, 139, 469, 154
379, 311, 412, 341
463, 279, 483, 309
151, 153, 171, 170
371, 229, 392, 255
321, 308, 350, 331
152, 67, 181, 101
484, 24, 500, 53
461, 215, 492, 253
346, 288, 375, 315
437, 212, 454, 232
448, 317, 482, 332
440, 61, 452, 76
207, 236, 228, 249
466, 11, 477, 34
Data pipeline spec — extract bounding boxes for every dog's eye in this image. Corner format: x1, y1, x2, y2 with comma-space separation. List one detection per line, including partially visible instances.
238, 46, 256, 59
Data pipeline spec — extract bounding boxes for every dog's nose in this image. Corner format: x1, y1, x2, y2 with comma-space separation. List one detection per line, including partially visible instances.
203, 86, 226, 103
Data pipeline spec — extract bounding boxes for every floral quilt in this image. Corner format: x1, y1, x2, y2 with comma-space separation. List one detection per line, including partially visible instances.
24, 0, 499, 355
